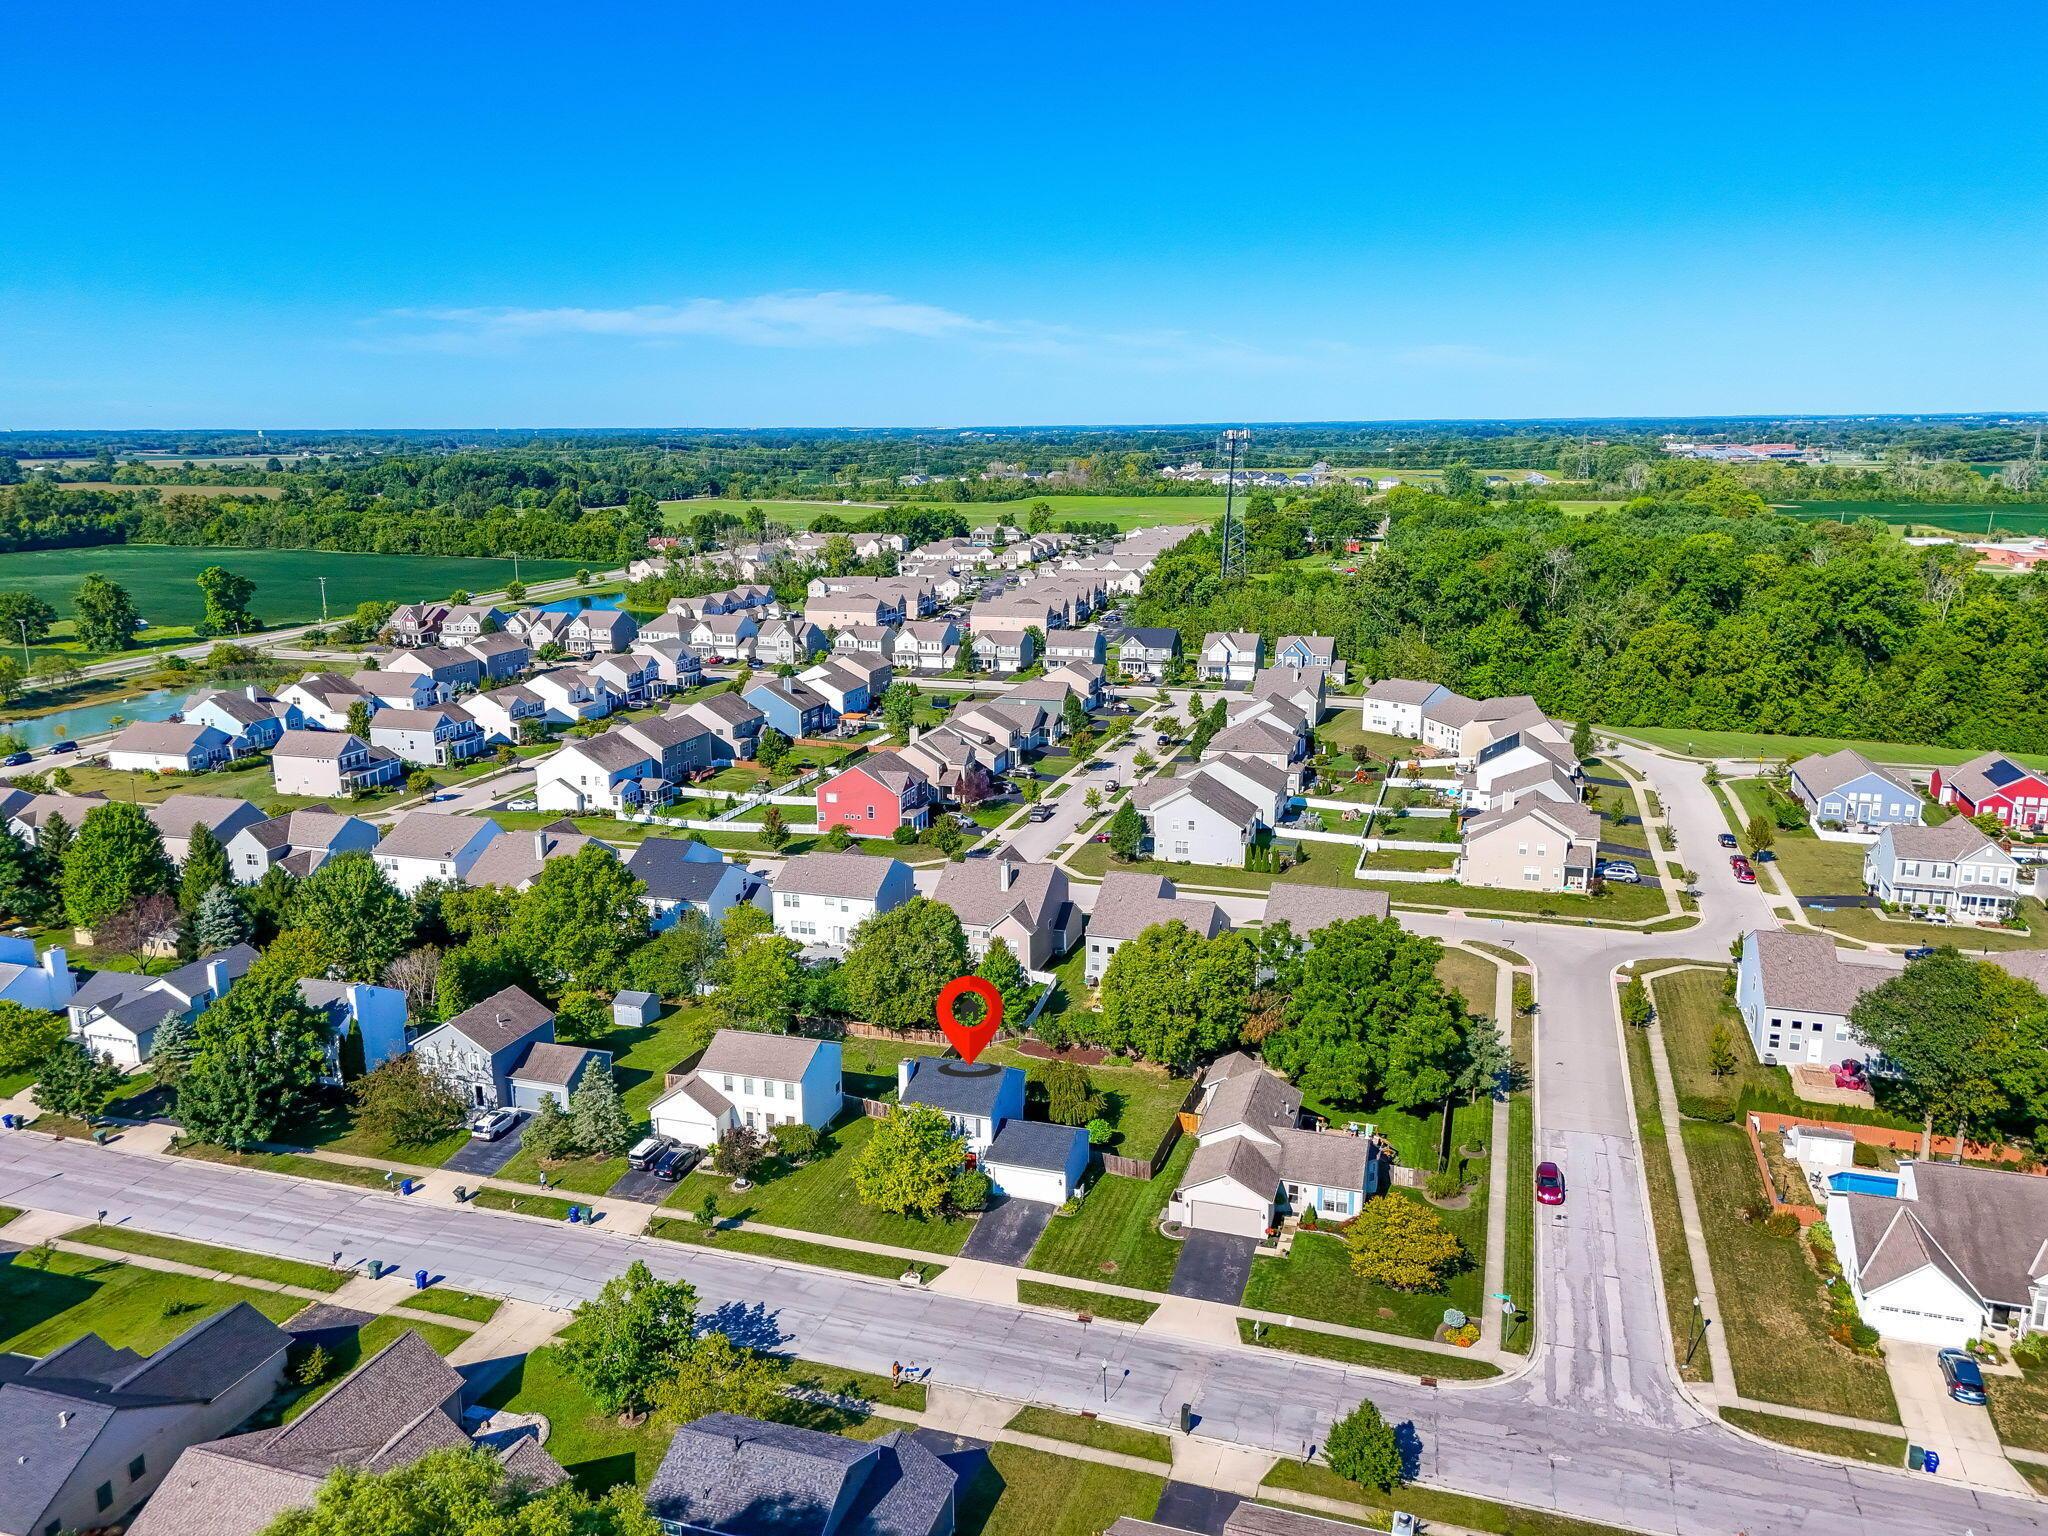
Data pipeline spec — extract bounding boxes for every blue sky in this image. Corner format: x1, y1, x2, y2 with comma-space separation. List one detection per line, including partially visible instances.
5, 1, 2046, 428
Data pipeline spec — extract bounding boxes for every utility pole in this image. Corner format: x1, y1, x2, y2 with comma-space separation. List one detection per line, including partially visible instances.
317, 575, 328, 624
1219, 428, 1250, 581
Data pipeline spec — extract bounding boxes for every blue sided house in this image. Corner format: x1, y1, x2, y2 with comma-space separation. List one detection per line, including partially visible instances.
896, 1056, 1087, 1204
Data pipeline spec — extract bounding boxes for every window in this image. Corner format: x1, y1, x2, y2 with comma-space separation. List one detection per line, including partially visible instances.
743, 1078, 756, 1095
783, 1081, 796, 1100
129, 1455, 146, 1481
721, 1075, 734, 1091
97, 1483, 114, 1513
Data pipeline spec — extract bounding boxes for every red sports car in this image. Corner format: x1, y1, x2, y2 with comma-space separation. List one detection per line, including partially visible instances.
1535, 1161, 1566, 1206
1730, 855, 1756, 884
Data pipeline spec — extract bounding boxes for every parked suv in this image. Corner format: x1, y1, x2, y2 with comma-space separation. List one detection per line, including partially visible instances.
650, 1144, 696, 1182
628, 1134, 676, 1172
1938, 1348, 1988, 1405
469, 1107, 519, 1142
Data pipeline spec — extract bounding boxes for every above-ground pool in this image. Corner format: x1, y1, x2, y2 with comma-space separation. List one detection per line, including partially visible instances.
1830, 1171, 1900, 1197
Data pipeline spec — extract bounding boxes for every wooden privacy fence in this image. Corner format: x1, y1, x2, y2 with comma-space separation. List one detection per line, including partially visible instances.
1096, 1079, 1203, 1180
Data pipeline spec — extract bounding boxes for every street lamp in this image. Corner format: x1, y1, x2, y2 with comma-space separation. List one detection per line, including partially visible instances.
317, 575, 328, 625
1685, 1294, 1711, 1367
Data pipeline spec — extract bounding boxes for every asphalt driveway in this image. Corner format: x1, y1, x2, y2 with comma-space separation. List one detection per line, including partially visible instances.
607, 1165, 676, 1204
1168, 1230, 1257, 1304
960, 1197, 1055, 1265
442, 1115, 529, 1177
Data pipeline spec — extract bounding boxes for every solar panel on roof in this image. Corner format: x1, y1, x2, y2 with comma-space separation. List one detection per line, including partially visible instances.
1985, 759, 2027, 787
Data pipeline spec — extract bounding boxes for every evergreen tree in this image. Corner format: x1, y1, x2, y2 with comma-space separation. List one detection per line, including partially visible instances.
179, 824, 232, 914
33, 1041, 124, 1122
149, 1006, 198, 1085
1105, 799, 1144, 861
523, 1093, 575, 1161
569, 1065, 632, 1156
194, 884, 251, 951
0, 825, 50, 922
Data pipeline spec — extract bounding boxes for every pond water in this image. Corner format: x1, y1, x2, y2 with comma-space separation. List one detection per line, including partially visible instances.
2, 687, 186, 749
530, 593, 625, 616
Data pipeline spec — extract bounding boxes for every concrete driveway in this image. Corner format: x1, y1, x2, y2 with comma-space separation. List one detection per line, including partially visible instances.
1169, 1231, 1257, 1304
1885, 1341, 2033, 1493
442, 1116, 529, 1177
960, 1197, 1055, 1265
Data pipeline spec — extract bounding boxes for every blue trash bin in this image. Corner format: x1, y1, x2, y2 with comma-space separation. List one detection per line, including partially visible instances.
2, 1113, 15, 1129
567, 1205, 581, 1223
414, 1268, 428, 1290
1923, 1449, 1940, 1475
399, 1177, 414, 1195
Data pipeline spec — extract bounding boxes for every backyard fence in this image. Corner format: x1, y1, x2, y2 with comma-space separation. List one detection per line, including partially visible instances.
1096, 1079, 1203, 1180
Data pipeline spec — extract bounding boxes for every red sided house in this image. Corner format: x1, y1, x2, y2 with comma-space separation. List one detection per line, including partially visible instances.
817, 750, 935, 839
1930, 752, 2048, 830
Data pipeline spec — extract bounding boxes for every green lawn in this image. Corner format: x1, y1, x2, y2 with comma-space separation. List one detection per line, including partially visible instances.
1317, 717, 1427, 762
1360, 847, 1455, 873
272, 1094, 474, 1170
1436, 949, 1500, 1020
1015, 1280, 1159, 1324
272, 1315, 470, 1423
1720, 1407, 1906, 1466
1503, 1089, 1536, 1353
668, 1113, 973, 1255
648, 1216, 944, 1283
1006, 1406, 1173, 1463
1606, 724, 2048, 770
1647, 966, 1787, 1117
1987, 1362, 2048, 1454
1621, 1019, 1711, 1382
1682, 1120, 1899, 1420
1064, 841, 1273, 891
1805, 896, 2048, 952
471, 1187, 578, 1220
1262, 1460, 1646, 1536
958, 1443, 1164, 1536
1237, 1318, 1500, 1381
1026, 1137, 1193, 1290
171, 1142, 400, 1189
1351, 872, 1670, 921
403, 1286, 502, 1324
1, 1248, 307, 1356
63, 1225, 350, 1292
0, 1206, 19, 1227
1367, 810, 1464, 845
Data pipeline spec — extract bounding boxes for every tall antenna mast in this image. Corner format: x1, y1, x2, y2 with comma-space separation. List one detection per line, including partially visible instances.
1219, 428, 1250, 580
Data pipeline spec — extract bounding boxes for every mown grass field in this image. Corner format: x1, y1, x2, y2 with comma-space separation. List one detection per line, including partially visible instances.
1, 1248, 307, 1356
660, 494, 1223, 531
1607, 723, 2047, 770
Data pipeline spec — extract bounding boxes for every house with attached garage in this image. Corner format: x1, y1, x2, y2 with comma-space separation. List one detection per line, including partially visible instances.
352, 667, 448, 710
0, 789, 104, 844
979, 1117, 1090, 1204
745, 676, 838, 740
1456, 798, 1600, 893
895, 726, 993, 805
1260, 884, 1390, 939
970, 625, 1037, 675
224, 808, 381, 882
535, 731, 678, 815
1827, 1159, 2048, 1348
410, 984, 607, 1112
465, 822, 608, 892
1044, 627, 1104, 667
1929, 751, 2048, 830
770, 851, 916, 953
381, 645, 482, 693
1200, 714, 1305, 794
626, 837, 759, 930
648, 1029, 842, 1148
890, 618, 962, 672
1252, 663, 1327, 723
628, 637, 706, 694
268, 729, 404, 799
752, 615, 827, 667
1115, 627, 1180, 682
145, 796, 271, 868
1787, 749, 1922, 830
897, 1055, 1039, 1163
816, 752, 935, 840
1166, 1053, 1379, 1235
832, 623, 898, 660
800, 658, 882, 718
0, 1303, 291, 1536
686, 610, 760, 662
1462, 728, 1581, 811
671, 692, 765, 761
1083, 871, 1228, 985
437, 604, 505, 643
461, 684, 548, 745
1734, 928, 1902, 1068
527, 666, 615, 725
1132, 768, 1263, 867
277, 671, 376, 730
386, 603, 449, 646
105, 720, 236, 775
371, 810, 502, 893
1274, 634, 1338, 677
1199, 631, 1263, 684
369, 704, 485, 768
182, 686, 303, 753
934, 852, 1074, 970
1863, 820, 2028, 921
67, 944, 258, 1069
566, 607, 639, 656
460, 630, 533, 681
1360, 678, 1450, 740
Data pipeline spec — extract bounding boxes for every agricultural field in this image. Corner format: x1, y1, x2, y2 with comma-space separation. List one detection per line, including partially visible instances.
0, 546, 583, 659
661, 494, 1225, 531
1777, 500, 2048, 538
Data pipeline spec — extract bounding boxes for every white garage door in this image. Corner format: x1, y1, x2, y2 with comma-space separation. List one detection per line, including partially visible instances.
1187, 1199, 1268, 1239
984, 1163, 1068, 1206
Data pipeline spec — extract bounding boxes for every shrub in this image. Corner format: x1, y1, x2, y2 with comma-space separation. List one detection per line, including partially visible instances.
949, 1167, 992, 1213
1676, 1094, 1736, 1123
1344, 1196, 1465, 1292
1324, 1399, 1403, 1492
891, 825, 918, 845
1085, 1116, 1112, 1145
1852, 1141, 1884, 1168
1424, 1168, 1464, 1200
771, 1121, 820, 1163
292, 1342, 333, 1387
1763, 1210, 1801, 1239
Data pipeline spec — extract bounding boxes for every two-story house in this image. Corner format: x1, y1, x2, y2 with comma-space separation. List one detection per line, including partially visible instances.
1930, 752, 2048, 830
891, 619, 962, 672
745, 677, 837, 740
672, 693, 765, 761
1788, 749, 1923, 830
1167, 1053, 1377, 1236
1360, 677, 1450, 740
277, 672, 376, 731
1734, 928, 1903, 1068
410, 984, 607, 1112
1115, 627, 1179, 682
1455, 798, 1600, 893
462, 684, 548, 745
270, 730, 404, 798
369, 705, 485, 769
625, 837, 759, 931
1864, 820, 2026, 920
1083, 871, 1227, 985
182, 686, 303, 753
816, 752, 934, 839
370, 810, 502, 893
1199, 631, 1263, 684
224, 808, 380, 882
770, 851, 916, 951
67, 945, 257, 1068
649, 1030, 843, 1147
535, 732, 677, 815
383, 645, 483, 694
751, 616, 825, 667
105, 721, 235, 775
566, 607, 639, 656
144, 797, 270, 869
460, 630, 533, 681
932, 853, 1073, 969
351, 668, 447, 711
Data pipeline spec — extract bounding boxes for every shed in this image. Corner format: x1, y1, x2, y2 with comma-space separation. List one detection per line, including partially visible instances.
614, 989, 663, 1028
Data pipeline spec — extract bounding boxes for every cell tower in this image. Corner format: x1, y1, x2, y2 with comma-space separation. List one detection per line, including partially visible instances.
1218, 428, 1250, 580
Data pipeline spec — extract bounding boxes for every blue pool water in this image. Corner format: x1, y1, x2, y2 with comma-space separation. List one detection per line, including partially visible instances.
531, 593, 624, 616
1830, 1171, 1900, 1198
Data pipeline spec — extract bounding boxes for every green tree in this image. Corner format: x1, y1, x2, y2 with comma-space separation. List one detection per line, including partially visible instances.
841, 897, 970, 1031
1105, 799, 1144, 861
1744, 812, 1775, 856
260, 1446, 660, 1536
195, 565, 259, 635
63, 802, 174, 931
1324, 1399, 1404, 1492
712, 1125, 769, 1179
508, 845, 649, 992
149, 1006, 199, 1084
1266, 918, 1467, 1110
1344, 1195, 1465, 1291
1706, 1022, 1739, 1079
291, 852, 412, 979
353, 1055, 465, 1147
652, 1331, 787, 1429
628, 913, 716, 998
178, 824, 232, 915
179, 929, 337, 1147
194, 884, 250, 951
974, 935, 1031, 1021
0, 1001, 67, 1077
553, 989, 613, 1046
1619, 975, 1653, 1028
0, 656, 19, 706
851, 1104, 965, 1219
568, 1064, 632, 1156
756, 728, 791, 771
881, 681, 918, 737
1041, 1059, 1102, 1127
1571, 719, 1596, 760
33, 1040, 125, 1122
560, 1259, 699, 1419
522, 1094, 575, 1161
1096, 923, 1258, 1071
0, 591, 57, 647
758, 804, 790, 849
345, 700, 374, 739
1061, 692, 1090, 738
714, 932, 802, 1031
0, 825, 53, 922
72, 573, 142, 652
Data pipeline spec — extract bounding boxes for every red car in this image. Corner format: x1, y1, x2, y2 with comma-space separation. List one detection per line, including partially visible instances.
1535, 1161, 1566, 1206
1729, 855, 1756, 884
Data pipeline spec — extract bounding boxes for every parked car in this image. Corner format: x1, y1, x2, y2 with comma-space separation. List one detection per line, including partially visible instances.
1597, 862, 1641, 884
1938, 1348, 1988, 1405
1026, 805, 1055, 823
1717, 832, 1738, 850
469, 1107, 520, 1142
1903, 945, 1937, 961
650, 1144, 696, 1182
1535, 1161, 1566, 1206
1730, 855, 1756, 884
628, 1133, 675, 1171
49, 740, 78, 755
1104, 779, 1120, 795
0, 752, 29, 767
506, 796, 539, 811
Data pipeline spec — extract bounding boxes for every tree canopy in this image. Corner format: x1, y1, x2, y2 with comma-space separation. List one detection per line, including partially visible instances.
1095, 922, 1258, 1072
841, 897, 969, 1031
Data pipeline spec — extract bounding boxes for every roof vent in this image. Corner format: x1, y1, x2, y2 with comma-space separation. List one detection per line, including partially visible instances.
58, 1410, 72, 1428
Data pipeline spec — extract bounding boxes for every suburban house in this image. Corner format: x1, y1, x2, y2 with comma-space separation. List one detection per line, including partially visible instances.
745, 677, 838, 740
644, 1414, 956, 1536
0, 933, 74, 1013
1132, 769, 1262, 867
1929, 752, 2048, 829
687, 611, 760, 661
536, 732, 678, 815
1252, 664, 1327, 725
805, 595, 891, 632
832, 623, 897, 660
896, 726, 993, 804
1115, 627, 1180, 681
269, 730, 404, 798
970, 625, 1037, 675
1274, 634, 1338, 676
1083, 871, 1227, 985
1044, 628, 1105, 668
649, 1030, 843, 1147
67, 945, 258, 1068
145, 797, 270, 868
0, 789, 104, 845
673, 693, 765, 761
370, 810, 502, 893
1863, 820, 2027, 920
1828, 1160, 2048, 1348
1360, 678, 1450, 739
897, 1055, 1029, 1159
462, 684, 549, 744
1787, 749, 1923, 829
1734, 929, 1902, 1068
1199, 631, 1263, 684
625, 837, 759, 930
104, 721, 235, 775
438, 603, 505, 643
382, 645, 482, 693
351, 667, 447, 710
1422, 693, 1546, 763
891, 618, 963, 672
130, 1331, 565, 1536
933, 852, 1074, 969
770, 852, 916, 952
629, 637, 706, 694
466, 822, 608, 892
528, 666, 615, 725
369, 705, 486, 769
299, 976, 410, 1080
752, 616, 826, 667
277, 672, 375, 731
800, 657, 881, 718
411, 984, 605, 1111
183, 686, 303, 753
1200, 715, 1305, 793
2, 1305, 290, 1536
816, 752, 934, 839
461, 630, 534, 680
566, 607, 639, 655
1261, 884, 1391, 938
224, 808, 380, 882
385, 602, 449, 646
1455, 798, 1601, 892
1463, 729, 1581, 811
1166, 1053, 1378, 1236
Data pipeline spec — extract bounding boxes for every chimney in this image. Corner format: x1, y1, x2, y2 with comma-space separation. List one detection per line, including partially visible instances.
897, 1058, 915, 1095
999, 859, 1016, 892
58, 1410, 72, 1428
535, 830, 547, 860
205, 958, 229, 998
245, 684, 259, 702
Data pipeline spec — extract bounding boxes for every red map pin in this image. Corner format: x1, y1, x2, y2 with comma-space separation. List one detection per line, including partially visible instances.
935, 976, 1003, 1064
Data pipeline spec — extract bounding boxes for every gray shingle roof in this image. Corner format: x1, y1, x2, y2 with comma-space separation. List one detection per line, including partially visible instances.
1748, 930, 1903, 1016
1086, 871, 1226, 944
1182, 1134, 1280, 1200
774, 851, 901, 901
932, 857, 1065, 935
441, 985, 554, 1053
1842, 1161, 2048, 1306
1270, 1128, 1372, 1191
1789, 748, 1913, 800
1260, 885, 1390, 934
1201, 1069, 1301, 1139
646, 1413, 876, 1536
900, 1058, 1019, 1118
984, 1118, 1084, 1172
511, 1042, 605, 1087
1363, 677, 1443, 705
375, 810, 495, 861
699, 1029, 828, 1081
